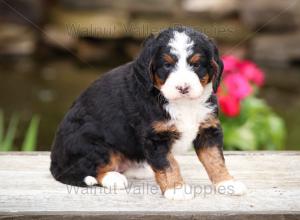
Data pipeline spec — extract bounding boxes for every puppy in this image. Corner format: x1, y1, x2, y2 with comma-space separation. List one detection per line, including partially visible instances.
50, 26, 246, 200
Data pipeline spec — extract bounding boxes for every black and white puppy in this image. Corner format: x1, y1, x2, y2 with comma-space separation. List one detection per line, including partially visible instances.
50, 26, 246, 200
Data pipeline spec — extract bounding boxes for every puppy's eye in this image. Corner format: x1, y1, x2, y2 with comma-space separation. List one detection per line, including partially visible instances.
164, 62, 173, 70
191, 62, 200, 68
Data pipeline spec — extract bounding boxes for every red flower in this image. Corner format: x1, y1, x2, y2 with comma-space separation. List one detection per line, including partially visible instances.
222, 55, 241, 75
224, 73, 252, 100
218, 55, 265, 117
219, 95, 240, 117
240, 61, 265, 86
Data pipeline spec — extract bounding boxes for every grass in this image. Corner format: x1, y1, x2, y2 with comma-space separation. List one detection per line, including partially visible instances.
0, 110, 40, 151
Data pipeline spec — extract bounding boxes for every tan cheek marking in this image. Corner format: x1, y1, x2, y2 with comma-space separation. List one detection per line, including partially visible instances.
200, 74, 209, 86
96, 152, 124, 183
152, 153, 184, 193
196, 147, 232, 184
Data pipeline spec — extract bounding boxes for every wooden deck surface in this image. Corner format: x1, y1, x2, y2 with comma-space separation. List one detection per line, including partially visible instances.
0, 151, 300, 219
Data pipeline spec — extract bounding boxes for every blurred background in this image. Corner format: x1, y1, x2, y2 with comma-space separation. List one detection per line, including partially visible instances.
0, 0, 299, 151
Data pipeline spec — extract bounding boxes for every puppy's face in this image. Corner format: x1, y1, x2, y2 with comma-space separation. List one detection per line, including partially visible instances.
150, 30, 221, 101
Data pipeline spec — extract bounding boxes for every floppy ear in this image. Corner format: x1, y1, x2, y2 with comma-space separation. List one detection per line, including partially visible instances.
209, 39, 224, 93
134, 33, 158, 92
142, 33, 155, 47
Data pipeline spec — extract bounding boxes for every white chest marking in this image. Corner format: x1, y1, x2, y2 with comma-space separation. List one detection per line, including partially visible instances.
164, 83, 214, 154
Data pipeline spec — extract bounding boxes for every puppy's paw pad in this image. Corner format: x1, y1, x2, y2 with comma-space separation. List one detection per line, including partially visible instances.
101, 171, 128, 189
216, 180, 247, 196
84, 176, 98, 186
164, 184, 194, 200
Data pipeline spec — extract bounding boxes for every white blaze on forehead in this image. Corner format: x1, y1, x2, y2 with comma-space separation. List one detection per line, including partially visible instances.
168, 31, 194, 58
161, 31, 202, 100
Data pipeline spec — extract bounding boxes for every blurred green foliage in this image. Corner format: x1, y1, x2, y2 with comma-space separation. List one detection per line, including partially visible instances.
0, 110, 39, 151
0, 96, 286, 152
221, 96, 286, 150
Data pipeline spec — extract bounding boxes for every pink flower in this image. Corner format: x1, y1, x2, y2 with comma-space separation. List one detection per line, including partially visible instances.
219, 95, 240, 117
222, 55, 241, 74
219, 55, 265, 117
240, 61, 265, 86
223, 73, 252, 100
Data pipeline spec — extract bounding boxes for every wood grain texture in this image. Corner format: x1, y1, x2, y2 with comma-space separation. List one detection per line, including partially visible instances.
0, 152, 300, 219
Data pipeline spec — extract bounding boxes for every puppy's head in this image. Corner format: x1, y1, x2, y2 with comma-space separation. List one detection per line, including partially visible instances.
137, 27, 223, 101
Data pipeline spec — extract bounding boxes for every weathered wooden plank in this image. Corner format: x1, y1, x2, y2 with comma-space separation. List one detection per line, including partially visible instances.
0, 152, 300, 219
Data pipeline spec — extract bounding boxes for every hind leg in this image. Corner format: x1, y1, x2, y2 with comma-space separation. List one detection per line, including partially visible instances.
83, 152, 129, 189
92, 152, 128, 189
97, 172, 128, 189
84, 172, 128, 189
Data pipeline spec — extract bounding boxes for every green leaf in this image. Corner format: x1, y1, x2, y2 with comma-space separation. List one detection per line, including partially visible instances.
0, 110, 3, 146
266, 115, 286, 150
21, 115, 40, 151
2, 113, 19, 151
242, 96, 270, 118
223, 125, 257, 150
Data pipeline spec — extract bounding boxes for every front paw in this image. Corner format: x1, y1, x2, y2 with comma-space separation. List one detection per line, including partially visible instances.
215, 180, 247, 196
164, 184, 194, 200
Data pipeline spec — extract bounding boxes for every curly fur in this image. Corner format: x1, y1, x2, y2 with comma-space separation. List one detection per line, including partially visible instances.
50, 26, 224, 187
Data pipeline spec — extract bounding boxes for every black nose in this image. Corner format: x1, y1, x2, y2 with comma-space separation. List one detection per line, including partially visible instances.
176, 85, 190, 94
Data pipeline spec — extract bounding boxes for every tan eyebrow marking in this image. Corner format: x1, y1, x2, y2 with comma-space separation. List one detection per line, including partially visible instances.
189, 53, 201, 64
163, 54, 176, 64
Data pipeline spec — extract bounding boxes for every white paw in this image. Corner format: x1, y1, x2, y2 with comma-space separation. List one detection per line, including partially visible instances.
164, 184, 194, 200
216, 180, 247, 196
101, 171, 128, 189
83, 176, 98, 186
124, 163, 153, 179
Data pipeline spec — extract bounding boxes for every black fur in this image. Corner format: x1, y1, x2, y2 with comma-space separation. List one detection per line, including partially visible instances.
193, 123, 224, 161
50, 26, 223, 186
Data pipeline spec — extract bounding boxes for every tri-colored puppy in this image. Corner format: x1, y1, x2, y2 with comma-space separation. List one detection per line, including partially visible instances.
50, 26, 246, 200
